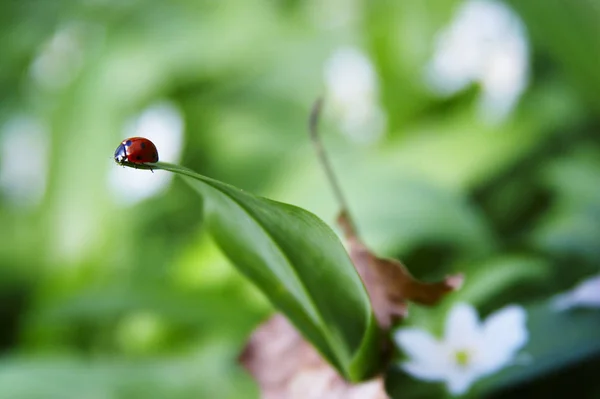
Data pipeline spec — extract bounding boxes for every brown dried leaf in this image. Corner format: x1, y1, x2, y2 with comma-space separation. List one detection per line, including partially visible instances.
240, 314, 389, 399
338, 211, 464, 329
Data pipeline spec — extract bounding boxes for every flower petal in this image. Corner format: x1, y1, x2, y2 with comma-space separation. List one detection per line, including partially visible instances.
551, 274, 600, 311
479, 305, 528, 373
446, 370, 478, 396
401, 360, 447, 382
550, 292, 576, 311
444, 303, 481, 347
394, 328, 442, 364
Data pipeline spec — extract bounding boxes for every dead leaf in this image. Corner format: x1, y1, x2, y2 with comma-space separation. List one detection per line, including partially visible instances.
337, 211, 464, 329
240, 314, 389, 399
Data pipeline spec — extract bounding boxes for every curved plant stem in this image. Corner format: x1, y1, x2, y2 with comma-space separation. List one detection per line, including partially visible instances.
308, 98, 359, 235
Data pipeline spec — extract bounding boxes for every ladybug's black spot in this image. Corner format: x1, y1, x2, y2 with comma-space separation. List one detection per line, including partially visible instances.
153, 152, 158, 161
136, 155, 142, 160
140, 142, 146, 149
125, 140, 132, 146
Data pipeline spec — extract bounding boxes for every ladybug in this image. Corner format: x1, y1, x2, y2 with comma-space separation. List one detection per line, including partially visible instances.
114, 137, 159, 169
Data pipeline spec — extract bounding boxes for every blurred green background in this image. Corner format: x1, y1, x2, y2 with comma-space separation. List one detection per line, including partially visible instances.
1, 0, 599, 398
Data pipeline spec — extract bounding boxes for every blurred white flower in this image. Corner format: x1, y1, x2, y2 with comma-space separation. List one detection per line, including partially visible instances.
324, 47, 386, 142
551, 274, 600, 311
108, 101, 184, 205
394, 303, 528, 396
0, 116, 49, 207
426, 0, 528, 122
29, 22, 91, 89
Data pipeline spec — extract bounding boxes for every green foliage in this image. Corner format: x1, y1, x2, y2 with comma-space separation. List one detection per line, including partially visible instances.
1, 0, 600, 398
506, 0, 600, 112
154, 162, 381, 381
0, 340, 258, 399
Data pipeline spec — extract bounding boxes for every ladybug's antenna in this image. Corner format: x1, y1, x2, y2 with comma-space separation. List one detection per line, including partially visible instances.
308, 98, 358, 235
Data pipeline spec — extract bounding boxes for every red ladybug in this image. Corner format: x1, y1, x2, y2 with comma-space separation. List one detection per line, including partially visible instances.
114, 137, 159, 168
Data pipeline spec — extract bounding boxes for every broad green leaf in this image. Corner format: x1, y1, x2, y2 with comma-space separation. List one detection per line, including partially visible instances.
143, 162, 381, 381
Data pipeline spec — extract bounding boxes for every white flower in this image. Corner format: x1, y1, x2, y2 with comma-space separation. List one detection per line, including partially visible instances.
551, 274, 600, 311
323, 47, 386, 142
0, 116, 49, 207
30, 22, 104, 90
426, 0, 528, 122
394, 303, 528, 396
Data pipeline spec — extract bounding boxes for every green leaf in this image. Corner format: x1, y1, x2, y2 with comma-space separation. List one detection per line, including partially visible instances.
145, 162, 381, 381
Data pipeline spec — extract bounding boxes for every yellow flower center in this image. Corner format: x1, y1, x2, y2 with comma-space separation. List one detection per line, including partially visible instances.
454, 349, 471, 367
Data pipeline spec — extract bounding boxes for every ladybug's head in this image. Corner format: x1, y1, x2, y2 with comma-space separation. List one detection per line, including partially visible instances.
114, 142, 128, 164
